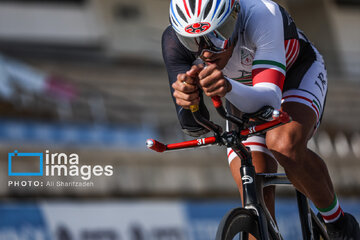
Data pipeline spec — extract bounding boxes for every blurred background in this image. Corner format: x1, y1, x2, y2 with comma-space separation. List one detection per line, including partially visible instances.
0, 0, 359, 239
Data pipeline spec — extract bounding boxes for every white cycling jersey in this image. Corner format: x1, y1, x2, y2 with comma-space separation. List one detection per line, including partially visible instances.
222, 0, 327, 164
223, 0, 301, 114
161, 0, 328, 163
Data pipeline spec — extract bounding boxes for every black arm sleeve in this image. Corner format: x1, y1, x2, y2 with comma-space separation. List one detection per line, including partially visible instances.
161, 26, 210, 136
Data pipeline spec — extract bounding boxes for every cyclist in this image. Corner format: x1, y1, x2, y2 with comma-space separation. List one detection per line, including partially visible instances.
162, 0, 360, 239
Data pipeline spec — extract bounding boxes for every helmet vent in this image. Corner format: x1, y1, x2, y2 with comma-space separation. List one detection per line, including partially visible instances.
171, 16, 179, 27
218, 3, 226, 18
176, 4, 188, 23
189, 0, 196, 15
203, 0, 213, 19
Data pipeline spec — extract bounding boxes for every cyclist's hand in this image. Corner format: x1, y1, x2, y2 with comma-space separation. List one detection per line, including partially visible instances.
198, 64, 232, 97
172, 65, 203, 109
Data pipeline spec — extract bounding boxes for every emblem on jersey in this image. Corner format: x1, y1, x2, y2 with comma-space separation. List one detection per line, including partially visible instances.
241, 49, 254, 66
185, 22, 211, 34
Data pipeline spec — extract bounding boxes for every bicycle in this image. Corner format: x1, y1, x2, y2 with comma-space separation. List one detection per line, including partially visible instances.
146, 96, 329, 240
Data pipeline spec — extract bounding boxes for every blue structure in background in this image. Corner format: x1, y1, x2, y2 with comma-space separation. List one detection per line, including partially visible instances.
0, 204, 51, 240
0, 118, 157, 150
184, 199, 360, 239
185, 201, 239, 240
0, 200, 358, 240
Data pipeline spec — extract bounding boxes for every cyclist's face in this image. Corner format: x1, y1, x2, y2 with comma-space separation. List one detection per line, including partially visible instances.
200, 45, 235, 70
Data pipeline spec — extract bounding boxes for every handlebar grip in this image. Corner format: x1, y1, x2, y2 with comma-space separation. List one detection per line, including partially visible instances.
190, 104, 199, 113
146, 139, 166, 152
211, 96, 223, 108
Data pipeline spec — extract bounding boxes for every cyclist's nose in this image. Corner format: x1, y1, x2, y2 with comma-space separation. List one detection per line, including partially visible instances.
201, 50, 214, 59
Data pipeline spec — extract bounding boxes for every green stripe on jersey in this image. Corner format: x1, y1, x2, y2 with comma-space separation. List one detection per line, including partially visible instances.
235, 77, 252, 81
312, 99, 321, 113
235, 79, 252, 82
253, 60, 286, 71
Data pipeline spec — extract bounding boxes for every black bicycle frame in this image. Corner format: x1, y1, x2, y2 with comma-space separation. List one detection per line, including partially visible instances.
190, 97, 328, 240
191, 98, 284, 240
236, 143, 272, 240
147, 96, 329, 240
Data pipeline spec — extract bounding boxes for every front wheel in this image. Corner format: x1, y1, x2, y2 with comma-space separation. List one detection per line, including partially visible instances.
216, 208, 261, 240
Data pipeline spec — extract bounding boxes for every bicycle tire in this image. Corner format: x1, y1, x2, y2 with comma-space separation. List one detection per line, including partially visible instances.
215, 208, 261, 240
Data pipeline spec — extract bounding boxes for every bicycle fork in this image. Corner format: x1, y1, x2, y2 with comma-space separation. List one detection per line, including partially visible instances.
233, 144, 275, 240
240, 164, 272, 240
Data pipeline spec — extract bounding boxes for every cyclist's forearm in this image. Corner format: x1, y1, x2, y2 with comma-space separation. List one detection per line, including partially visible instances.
225, 79, 282, 113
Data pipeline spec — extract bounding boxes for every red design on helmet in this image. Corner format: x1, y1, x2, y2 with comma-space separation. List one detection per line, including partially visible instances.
185, 22, 211, 34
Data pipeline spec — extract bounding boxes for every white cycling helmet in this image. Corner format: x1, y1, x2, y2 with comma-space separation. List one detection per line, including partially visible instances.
170, 0, 240, 54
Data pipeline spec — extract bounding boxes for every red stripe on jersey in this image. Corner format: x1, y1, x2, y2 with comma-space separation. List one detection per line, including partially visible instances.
252, 68, 285, 90
285, 39, 295, 61
288, 41, 297, 63
283, 94, 311, 104
285, 39, 300, 69
287, 52, 296, 68
288, 40, 299, 68
183, 0, 191, 17
283, 95, 320, 119
312, 103, 320, 119
285, 40, 291, 53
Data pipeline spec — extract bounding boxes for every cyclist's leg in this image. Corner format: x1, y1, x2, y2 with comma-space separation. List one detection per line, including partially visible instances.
267, 101, 360, 239
265, 44, 340, 216
266, 101, 335, 209
228, 135, 278, 218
